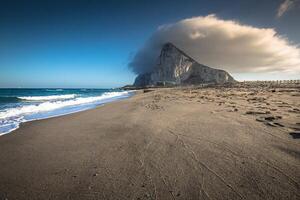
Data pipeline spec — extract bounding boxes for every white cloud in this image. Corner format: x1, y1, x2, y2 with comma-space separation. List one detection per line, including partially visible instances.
277, 0, 297, 18
129, 15, 300, 76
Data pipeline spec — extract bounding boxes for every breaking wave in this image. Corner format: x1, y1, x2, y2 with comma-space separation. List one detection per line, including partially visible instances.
0, 91, 133, 135
18, 94, 76, 101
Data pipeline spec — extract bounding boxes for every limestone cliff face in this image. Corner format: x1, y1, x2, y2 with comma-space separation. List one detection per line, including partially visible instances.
134, 43, 235, 86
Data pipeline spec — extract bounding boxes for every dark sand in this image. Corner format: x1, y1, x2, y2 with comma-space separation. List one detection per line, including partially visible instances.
0, 87, 299, 200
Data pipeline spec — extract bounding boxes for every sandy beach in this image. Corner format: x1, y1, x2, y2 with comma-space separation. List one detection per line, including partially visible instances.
0, 86, 299, 200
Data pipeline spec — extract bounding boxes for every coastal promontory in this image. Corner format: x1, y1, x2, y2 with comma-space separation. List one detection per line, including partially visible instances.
134, 43, 235, 87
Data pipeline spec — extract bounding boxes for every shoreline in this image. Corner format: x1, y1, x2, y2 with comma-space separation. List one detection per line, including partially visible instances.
0, 105, 96, 137
0, 87, 299, 199
0, 90, 136, 136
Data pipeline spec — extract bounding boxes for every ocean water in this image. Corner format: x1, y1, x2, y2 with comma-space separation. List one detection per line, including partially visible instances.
0, 88, 134, 135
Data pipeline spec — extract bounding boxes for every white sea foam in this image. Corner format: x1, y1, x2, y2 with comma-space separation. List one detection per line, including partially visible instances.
0, 91, 130, 120
18, 94, 76, 101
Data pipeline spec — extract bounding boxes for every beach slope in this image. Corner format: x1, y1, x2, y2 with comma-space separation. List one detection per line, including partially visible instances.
0, 88, 299, 200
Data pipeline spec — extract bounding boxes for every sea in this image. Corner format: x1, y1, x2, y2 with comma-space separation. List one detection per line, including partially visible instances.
0, 88, 134, 135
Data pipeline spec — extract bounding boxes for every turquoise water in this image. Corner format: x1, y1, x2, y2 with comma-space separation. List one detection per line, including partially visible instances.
0, 88, 134, 135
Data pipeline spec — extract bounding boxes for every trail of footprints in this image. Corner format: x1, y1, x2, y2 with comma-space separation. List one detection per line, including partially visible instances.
141, 87, 299, 138
179, 87, 300, 139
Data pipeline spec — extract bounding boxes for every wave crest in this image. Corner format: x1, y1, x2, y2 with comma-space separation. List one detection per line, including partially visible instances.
18, 94, 76, 101
0, 91, 131, 120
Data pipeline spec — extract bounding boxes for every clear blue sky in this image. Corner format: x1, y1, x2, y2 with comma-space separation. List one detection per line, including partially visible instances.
0, 0, 299, 88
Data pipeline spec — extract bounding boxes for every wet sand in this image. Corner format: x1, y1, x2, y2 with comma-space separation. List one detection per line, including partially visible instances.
0, 87, 299, 200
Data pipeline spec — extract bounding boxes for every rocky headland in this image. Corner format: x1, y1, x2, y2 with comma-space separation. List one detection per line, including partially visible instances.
133, 43, 235, 87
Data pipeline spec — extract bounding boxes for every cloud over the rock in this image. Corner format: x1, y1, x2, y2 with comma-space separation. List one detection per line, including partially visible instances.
129, 15, 300, 75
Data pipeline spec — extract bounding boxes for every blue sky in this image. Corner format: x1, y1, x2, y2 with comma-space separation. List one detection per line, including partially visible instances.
0, 0, 299, 88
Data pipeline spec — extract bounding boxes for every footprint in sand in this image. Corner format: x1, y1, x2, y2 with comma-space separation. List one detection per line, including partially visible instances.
289, 131, 300, 139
